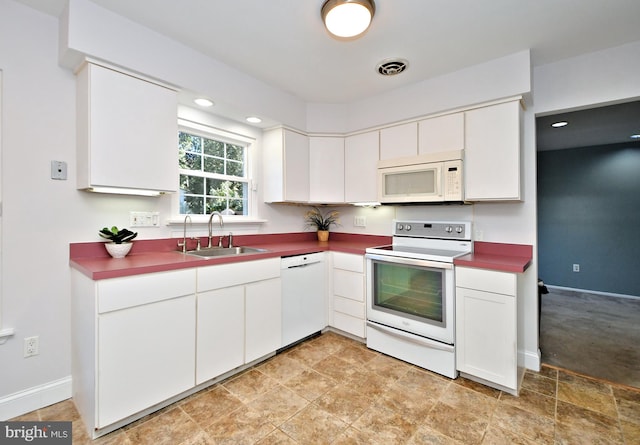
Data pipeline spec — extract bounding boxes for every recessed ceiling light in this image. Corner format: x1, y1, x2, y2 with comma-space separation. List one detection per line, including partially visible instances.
246, 116, 262, 124
630, 134, 640, 139
194, 98, 214, 107
551, 121, 568, 128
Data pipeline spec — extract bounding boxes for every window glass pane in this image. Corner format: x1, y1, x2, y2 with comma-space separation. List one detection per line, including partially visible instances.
181, 195, 204, 215
226, 160, 244, 177
180, 152, 202, 171
205, 197, 227, 213
180, 174, 204, 194
226, 144, 244, 161
204, 156, 224, 175
179, 133, 202, 153
204, 139, 224, 157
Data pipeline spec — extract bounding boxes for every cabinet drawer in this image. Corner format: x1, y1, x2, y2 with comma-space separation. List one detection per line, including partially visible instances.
333, 312, 365, 338
455, 267, 516, 296
98, 269, 196, 313
333, 252, 364, 273
333, 269, 364, 302
334, 296, 364, 318
198, 258, 280, 292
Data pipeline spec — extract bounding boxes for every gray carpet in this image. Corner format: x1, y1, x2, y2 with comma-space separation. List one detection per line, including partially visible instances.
540, 288, 640, 389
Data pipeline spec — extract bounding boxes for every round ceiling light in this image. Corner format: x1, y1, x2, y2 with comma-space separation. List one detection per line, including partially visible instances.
551, 121, 568, 128
321, 0, 376, 38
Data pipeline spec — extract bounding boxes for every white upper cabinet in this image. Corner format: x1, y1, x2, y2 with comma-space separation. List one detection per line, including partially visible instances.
418, 113, 465, 155
76, 62, 178, 194
344, 131, 379, 203
464, 100, 522, 201
263, 128, 310, 203
309, 136, 345, 203
380, 122, 418, 160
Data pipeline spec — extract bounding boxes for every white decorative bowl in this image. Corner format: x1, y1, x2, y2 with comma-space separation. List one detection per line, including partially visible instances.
104, 242, 133, 258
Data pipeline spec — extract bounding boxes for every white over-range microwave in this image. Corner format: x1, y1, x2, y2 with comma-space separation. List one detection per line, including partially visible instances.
377, 150, 464, 204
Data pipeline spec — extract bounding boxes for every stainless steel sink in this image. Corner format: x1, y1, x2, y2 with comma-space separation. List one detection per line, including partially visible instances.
185, 246, 269, 258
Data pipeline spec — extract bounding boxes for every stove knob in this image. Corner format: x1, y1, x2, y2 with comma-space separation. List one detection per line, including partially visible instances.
397, 224, 404, 231
405, 224, 412, 231
456, 226, 464, 233
445, 226, 453, 233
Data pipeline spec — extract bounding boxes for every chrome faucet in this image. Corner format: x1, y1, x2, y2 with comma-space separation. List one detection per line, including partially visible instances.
178, 215, 192, 253
207, 211, 224, 248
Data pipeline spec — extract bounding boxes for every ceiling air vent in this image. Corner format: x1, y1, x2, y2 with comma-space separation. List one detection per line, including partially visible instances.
376, 58, 409, 76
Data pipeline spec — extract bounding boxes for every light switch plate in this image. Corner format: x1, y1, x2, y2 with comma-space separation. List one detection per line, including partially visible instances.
130, 211, 160, 227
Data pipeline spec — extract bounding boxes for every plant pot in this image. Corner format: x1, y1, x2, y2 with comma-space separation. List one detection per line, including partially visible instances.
317, 230, 329, 242
104, 242, 133, 258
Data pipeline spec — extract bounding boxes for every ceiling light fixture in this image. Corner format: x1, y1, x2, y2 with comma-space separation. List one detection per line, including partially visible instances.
551, 121, 568, 128
246, 116, 262, 124
630, 134, 640, 139
194, 98, 214, 107
321, 0, 376, 38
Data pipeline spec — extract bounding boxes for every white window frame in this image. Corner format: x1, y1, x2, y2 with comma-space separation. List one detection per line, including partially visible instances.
171, 118, 260, 226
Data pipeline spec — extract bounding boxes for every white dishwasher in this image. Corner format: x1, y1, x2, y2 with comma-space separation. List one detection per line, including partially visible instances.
280, 252, 326, 349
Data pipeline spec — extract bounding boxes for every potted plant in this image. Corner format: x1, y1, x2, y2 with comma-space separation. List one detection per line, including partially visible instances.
99, 226, 138, 258
304, 207, 339, 242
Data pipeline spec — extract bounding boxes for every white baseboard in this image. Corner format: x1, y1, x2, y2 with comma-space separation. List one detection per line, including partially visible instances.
546, 285, 639, 300
519, 348, 541, 372
0, 376, 72, 421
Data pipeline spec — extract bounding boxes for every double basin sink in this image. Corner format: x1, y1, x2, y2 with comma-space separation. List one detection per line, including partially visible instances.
185, 246, 268, 259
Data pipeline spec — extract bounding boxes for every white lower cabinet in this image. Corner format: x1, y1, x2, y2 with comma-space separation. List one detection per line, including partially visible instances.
245, 278, 282, 363
196, 286, 245, 384
71, 268, 196, 438
455, 266, 521, 395
196, 258, 281, 384
330, 252, 366, 338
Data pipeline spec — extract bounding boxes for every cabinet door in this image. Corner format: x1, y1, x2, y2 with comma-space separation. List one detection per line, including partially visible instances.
456, 286, 517, 390
465, 100, 521, 200
344, 131, 379, 203
196, 287, 245, 384
380, 122, 418, 160
78, 63, 177, 192
245, 278, 282, 363
309, 136, 345, 203
97, 295, 195, 427
418, 113, 464, 155
263, 128, 309, 202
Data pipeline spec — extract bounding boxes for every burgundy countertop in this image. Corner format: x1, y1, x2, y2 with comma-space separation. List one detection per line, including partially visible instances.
454, 241, 533, 273
70, 232, 391, 280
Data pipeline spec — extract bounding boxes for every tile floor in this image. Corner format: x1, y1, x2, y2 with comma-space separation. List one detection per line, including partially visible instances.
12, 332, 640, 444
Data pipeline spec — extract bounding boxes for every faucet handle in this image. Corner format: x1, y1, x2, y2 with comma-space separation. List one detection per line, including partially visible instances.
228, 232, 233, 248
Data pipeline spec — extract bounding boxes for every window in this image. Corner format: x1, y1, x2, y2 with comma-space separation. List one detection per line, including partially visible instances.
178, 130, 249, 216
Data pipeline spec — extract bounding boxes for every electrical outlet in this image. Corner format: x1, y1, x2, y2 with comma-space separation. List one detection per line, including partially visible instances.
24, 336, 39, 357
573, 264, 580, 272
354, 216, 367, 227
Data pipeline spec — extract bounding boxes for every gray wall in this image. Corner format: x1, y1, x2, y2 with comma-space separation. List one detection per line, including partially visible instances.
537, 143, 640, 296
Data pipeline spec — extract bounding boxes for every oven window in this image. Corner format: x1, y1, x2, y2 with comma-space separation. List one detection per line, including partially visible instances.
372, 260, 446, 326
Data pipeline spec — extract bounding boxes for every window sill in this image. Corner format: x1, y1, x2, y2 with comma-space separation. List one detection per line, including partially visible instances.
166, 216, 267, 227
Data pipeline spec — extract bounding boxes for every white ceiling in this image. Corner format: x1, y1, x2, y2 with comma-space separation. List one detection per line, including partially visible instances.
14, 0, 640, 148
16, 0, 640, 103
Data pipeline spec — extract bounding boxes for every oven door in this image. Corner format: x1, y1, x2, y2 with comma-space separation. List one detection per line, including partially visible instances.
365, 253, 454, 344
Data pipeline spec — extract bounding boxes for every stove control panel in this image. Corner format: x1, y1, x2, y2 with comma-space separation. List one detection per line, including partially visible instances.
394, 220, 471, 240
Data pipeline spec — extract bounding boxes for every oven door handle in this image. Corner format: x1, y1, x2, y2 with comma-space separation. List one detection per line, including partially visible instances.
364, 253, 453, 270
367, 322, 454, 352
